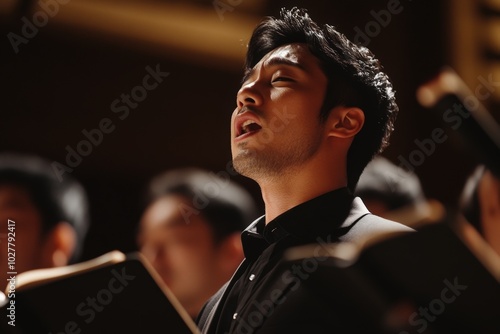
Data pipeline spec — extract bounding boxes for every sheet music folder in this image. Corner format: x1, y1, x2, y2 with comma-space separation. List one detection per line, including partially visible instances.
1, 251, 200, 333
284, 221, 500, 334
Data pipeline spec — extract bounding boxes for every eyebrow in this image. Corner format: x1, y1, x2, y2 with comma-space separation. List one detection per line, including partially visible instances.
241, 56, 306, 84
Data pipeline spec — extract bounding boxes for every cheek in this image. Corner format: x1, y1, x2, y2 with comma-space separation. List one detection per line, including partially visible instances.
284, 112, 320, 137
13, 229, 43, 272
270, 90, 322, 121
171, 246, 214, 281
270, 89, 287, 102
173, 237, 214, 264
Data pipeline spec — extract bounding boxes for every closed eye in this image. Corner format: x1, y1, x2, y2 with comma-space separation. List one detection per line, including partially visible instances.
272, 76, 294, 83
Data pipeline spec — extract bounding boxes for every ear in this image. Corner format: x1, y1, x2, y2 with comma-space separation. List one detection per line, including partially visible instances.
40, 222, 77, 267
326, 106, 365, 139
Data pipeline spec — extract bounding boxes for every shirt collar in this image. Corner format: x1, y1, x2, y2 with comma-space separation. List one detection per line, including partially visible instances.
241, 187, 354, 260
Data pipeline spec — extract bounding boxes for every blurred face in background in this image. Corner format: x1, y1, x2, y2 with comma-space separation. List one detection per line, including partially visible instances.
0, 183, 76, 293
138, 194, 242, 318
0, 185, 45, 288
478, 170, 500, 256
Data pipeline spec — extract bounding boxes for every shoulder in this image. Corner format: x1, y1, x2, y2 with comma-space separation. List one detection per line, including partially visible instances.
196, 281, 228, 331
339, 197, 415, 243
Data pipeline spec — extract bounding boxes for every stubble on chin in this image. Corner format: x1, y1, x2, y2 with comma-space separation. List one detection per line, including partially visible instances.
232, 145, 275, 181
232, 144, 303, 181
232, 143, 262, 179
232, 130, 324, 182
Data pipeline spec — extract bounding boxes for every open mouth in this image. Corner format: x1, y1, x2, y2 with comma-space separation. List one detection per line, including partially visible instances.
237, 119, 262, 138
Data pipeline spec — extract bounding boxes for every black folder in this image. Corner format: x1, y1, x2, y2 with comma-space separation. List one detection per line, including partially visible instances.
1, 251, 200, 333
283, 220, 500, 334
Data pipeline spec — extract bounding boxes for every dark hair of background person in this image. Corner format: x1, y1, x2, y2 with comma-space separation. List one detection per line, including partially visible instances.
355, 156, 427, 210
354, 156, 445, 227
144, 167, 258, 243
0, 152, 90, 263
244, 7, 398, 192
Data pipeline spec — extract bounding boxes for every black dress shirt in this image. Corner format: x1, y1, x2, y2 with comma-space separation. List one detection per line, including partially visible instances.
209, 187, 356, 333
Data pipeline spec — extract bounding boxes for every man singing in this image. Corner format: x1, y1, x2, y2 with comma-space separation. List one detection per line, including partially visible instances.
197, 7, 412, 333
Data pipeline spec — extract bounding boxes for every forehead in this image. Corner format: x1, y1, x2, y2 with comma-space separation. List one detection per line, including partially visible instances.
140, 195, 207, 230
244, 43, 324, 83
0, 184, 37, 209
0, 184, 43, 231
263, 43, 315, 64
260, 43, 321, 70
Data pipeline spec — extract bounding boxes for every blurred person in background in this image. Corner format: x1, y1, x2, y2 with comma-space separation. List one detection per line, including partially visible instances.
460, 165, 500, 256
354, 156, 445, 228
136, 167, 258, 319
0, 152, 90, 289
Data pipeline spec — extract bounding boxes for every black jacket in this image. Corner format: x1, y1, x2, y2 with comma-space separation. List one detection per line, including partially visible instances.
197, 194, 413, 334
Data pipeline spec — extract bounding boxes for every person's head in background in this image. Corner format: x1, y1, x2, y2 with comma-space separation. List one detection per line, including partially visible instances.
0, 153, 89, 287
354, 156, 444, 227
137, 167, 257, 318
460, 165, 500, 256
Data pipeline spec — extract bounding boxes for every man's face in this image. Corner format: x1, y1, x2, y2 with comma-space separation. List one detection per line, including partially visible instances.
231, 43, 328, 179
137, 195, 228, 317
478, 170, 500, 255
0, 185, 45, 288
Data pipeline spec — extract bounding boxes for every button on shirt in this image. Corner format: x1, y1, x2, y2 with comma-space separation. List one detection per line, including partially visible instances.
212, 187, 354, 333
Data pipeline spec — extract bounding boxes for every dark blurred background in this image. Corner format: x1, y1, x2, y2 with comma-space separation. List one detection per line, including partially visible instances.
1, 0, 499, 261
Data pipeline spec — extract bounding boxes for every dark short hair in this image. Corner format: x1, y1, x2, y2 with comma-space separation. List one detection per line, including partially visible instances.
245, 7, 398, 191
0, 153, 89, 263
355, 156, 426, 210
146, 168, 258, 243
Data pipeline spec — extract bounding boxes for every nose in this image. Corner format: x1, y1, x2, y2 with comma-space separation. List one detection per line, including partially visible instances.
236, 80, 263, 109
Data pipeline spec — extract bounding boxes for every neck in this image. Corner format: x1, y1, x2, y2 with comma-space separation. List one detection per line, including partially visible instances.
258, 155, 347, 224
